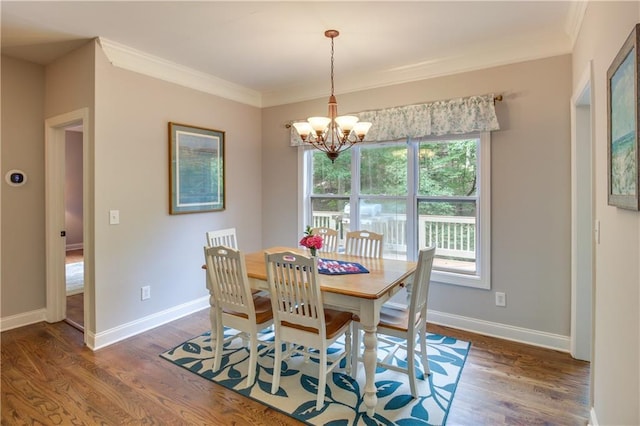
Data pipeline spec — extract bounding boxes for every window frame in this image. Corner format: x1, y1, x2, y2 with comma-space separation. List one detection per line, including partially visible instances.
301, 132, 491, 290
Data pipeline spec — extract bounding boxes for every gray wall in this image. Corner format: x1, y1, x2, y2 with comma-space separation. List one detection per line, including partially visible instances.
2, 40, 263, 338
65, 130, 83, 248
1, 56, 46, 317
43, 40, 96, 331
262, 54, 572, 337
572, 2, 640, 424
92, 43, 263, 332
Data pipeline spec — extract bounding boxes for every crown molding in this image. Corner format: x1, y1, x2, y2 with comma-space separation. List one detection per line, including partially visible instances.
262, 38, 572, 107
98, 37, 262, 108
565, 0, 588, 48
98, 32, 572, 109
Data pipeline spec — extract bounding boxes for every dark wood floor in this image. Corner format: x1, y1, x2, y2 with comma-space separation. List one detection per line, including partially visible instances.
1, 308, 590, 425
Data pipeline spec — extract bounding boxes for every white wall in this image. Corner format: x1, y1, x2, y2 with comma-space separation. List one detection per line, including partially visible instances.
572, 2, 640, 424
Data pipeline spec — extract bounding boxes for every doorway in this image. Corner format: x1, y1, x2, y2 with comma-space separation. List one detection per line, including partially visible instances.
64, 127, 84, 331
45, 108, 90, 345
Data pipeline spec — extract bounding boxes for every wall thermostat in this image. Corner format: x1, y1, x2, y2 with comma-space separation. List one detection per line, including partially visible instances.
5, 170, 27, 187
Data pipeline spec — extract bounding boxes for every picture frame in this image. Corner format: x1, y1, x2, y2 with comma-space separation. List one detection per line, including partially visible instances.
607, 23, 640, 210
169, 122, 225, 214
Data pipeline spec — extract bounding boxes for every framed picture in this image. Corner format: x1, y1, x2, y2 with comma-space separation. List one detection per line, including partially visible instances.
607, 23, 640, 210
169, 122, 225, 214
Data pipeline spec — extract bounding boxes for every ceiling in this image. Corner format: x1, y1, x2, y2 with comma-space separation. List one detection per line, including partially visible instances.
1, 1, 584, 107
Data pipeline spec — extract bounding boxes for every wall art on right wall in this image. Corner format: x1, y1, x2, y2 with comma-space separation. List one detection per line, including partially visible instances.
607, 23, 640, 210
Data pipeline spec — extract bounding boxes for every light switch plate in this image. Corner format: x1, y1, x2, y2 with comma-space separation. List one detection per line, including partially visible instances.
109, 210, 120, 225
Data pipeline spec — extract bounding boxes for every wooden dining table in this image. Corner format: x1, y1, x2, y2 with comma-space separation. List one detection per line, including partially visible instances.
243, 246, 416, 417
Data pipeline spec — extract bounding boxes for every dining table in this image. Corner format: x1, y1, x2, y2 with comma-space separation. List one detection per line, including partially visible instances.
243, 246, 416, 417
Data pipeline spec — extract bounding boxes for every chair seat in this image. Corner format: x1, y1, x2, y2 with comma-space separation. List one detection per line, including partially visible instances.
378, 305, 422, 333
223, 295, 273, 325
282, 308, 352, 339
353, 309, 418, 333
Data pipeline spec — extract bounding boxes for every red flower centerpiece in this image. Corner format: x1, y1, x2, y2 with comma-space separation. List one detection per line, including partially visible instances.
299, 226, 323, 257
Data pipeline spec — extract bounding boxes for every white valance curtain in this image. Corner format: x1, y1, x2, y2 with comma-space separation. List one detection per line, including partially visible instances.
290, 93, 500, 146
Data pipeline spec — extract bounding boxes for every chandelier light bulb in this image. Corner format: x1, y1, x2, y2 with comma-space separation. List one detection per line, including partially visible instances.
292, 122, 313, 140
308, 116, 332, 133
353, 121, 373, 140
335, 115, 359, 133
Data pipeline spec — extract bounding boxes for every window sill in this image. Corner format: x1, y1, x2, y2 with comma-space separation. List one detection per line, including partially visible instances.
431, 269, 490, 290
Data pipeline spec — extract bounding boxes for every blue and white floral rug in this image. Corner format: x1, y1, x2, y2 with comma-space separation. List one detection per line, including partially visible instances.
160, 327, 469, 425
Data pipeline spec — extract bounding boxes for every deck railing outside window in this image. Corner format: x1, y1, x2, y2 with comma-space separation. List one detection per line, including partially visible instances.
312, 211, 476, 263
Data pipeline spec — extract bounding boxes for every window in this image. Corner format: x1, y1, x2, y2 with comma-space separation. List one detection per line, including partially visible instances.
303, 132, 491, 289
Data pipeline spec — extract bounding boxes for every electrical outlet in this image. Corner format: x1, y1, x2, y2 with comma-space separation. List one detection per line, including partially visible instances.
141, 285, 151, 300
495, 292, 506, 307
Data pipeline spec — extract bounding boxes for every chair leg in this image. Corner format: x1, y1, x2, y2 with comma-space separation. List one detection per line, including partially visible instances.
419, 328, 430, 376
246, 335, 258, 387
212, 312, 224, 372
316, 348, 327, 410
407, 334, 418, 398
208, 298, 216, 345
345, 323, 352, 375
271, 338, 282, 394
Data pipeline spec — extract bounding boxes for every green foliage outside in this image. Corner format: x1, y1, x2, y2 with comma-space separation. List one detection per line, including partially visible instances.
311, 139, 478, 216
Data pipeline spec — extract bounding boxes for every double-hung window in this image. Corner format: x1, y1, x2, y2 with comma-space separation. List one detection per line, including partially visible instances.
303, 132, 491, 289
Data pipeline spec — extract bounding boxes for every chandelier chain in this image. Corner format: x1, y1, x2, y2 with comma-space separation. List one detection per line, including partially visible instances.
330, 35, 335, 97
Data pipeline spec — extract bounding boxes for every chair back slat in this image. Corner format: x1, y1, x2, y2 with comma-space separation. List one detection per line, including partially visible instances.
265, 251, 324, 333
345, 230, 383, 258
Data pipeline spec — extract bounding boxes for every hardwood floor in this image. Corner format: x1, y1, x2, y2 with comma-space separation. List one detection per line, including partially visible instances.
1, 309, 590, 425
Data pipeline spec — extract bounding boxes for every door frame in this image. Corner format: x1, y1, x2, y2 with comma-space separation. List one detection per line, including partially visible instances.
570, 61, 595, 363
45, 108, 91, 345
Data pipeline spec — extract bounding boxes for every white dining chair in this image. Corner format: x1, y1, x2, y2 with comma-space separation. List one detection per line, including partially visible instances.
206, 227, 238, 249
352, 246, 436, 398
344, 230, 383, 258
311, 226, 339, 253
203, 245, 274, 388
265, 250, 353, 410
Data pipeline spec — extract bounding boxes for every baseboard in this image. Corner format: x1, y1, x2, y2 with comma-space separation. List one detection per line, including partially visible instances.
66, 243, 84, 251
66, 288, 84, 296
427, 310, 571, 352
0, 301, 571, 353
87, 296, 210, 350
0, 308, 47, 332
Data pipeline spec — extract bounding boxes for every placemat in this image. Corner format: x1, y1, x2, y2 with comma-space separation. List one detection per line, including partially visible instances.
317, 258, 369, 275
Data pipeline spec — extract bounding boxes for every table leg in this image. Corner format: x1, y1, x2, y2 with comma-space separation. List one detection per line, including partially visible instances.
362, 323, 378, 417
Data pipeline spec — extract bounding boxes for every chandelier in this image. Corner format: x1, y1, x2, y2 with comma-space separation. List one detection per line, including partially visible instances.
292, 30, 372, 163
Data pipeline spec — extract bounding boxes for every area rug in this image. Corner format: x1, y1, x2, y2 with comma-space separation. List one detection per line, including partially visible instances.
65, 262, 84, 295
160, 327, 470, 425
